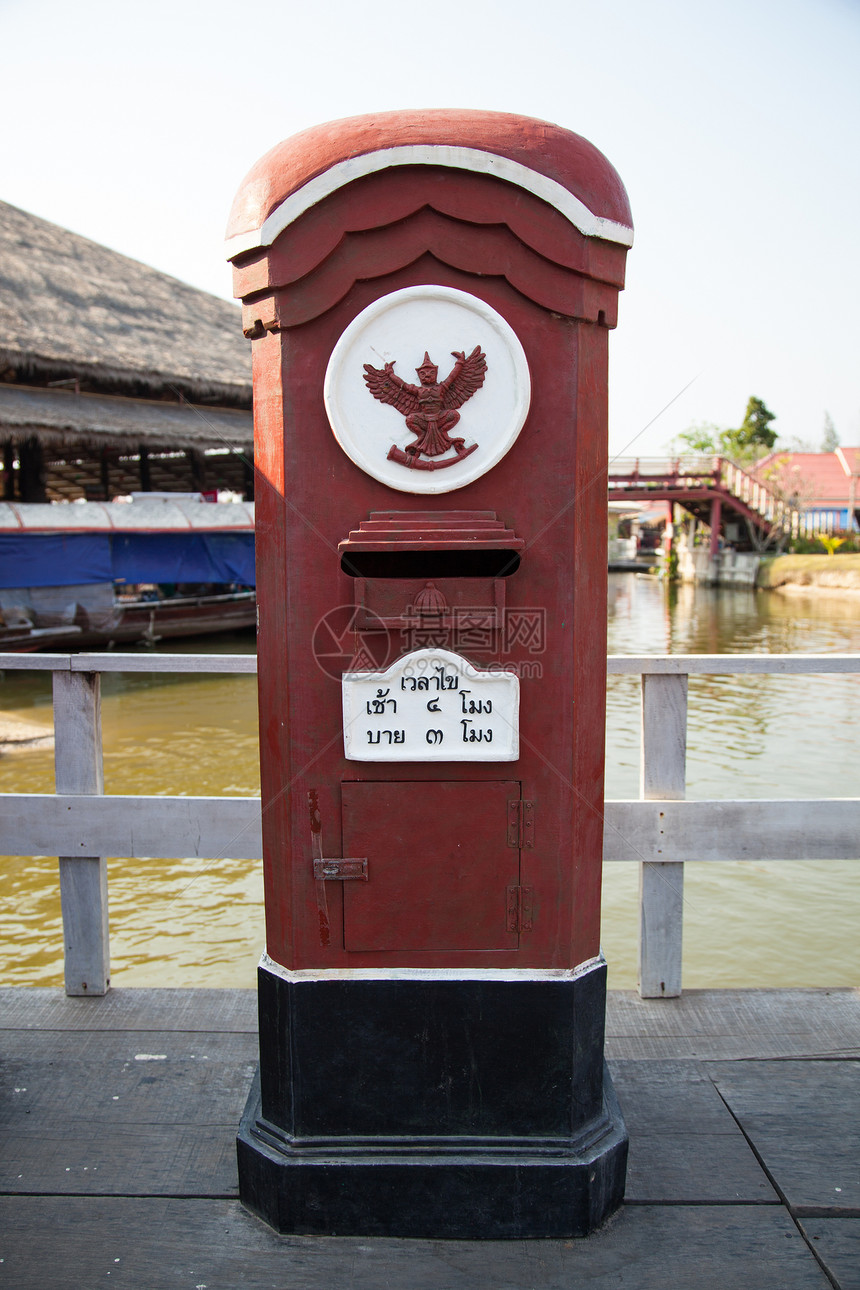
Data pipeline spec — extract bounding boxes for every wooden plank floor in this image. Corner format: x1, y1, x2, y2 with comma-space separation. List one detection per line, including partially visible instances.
1, 987, 857, 1289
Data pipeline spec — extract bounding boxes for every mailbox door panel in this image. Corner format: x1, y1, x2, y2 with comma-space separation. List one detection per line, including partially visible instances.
342, 781, 519, 953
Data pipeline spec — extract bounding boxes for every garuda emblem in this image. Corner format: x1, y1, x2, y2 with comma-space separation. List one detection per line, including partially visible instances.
363, 345, 487, 471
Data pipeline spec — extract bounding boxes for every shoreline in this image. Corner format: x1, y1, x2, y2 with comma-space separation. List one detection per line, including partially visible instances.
757, 552, 860, 595
765, 580, 860, 598
0, 715, 54, 755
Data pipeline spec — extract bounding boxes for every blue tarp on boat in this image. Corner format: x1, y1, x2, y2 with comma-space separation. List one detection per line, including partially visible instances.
111, 532, 255, 586
0, 531, 256, 588
0, 533, 113, 587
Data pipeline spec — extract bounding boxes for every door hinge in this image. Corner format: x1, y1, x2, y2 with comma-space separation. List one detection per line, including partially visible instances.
506, 885, 534, 933
313, 857, 368, 881
507, 798, 535, 850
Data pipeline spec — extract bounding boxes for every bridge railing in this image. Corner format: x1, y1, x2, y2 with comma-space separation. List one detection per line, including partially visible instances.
609, 455, 716, 472
608, 456, 826, 541
1, 651, 858, 999
610, 459, 842, 540
720, 459, 787, 524
610, 455, 781, 504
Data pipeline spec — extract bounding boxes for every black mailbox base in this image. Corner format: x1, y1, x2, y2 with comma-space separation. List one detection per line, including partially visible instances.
237, 960, 628, 1239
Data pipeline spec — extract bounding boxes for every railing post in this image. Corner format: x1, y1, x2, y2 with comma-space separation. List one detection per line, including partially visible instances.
638, 672, 687, 998
53, 670, 109, 996
709, 496, 722, 558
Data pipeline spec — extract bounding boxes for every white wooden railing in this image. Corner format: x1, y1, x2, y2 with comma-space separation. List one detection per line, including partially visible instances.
1, 652, 858, 999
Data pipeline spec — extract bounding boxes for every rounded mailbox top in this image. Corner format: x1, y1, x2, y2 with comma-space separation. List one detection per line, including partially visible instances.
226, 108, 633, 259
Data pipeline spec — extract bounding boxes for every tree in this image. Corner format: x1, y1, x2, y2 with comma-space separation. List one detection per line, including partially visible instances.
671, 399, 778, 464
673, 422, 722, 455
821, 411, 839, 453
721, 396, 777, 461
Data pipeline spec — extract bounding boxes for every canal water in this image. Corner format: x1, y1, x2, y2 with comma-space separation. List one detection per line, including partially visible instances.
1, 574, 858, 990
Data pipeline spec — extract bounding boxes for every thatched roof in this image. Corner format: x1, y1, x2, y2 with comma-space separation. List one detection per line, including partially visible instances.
0, 200, 251, 404
0, 383, 252, 450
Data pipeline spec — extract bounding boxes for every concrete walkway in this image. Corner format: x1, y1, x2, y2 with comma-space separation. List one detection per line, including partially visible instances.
1, 987, 857, 1289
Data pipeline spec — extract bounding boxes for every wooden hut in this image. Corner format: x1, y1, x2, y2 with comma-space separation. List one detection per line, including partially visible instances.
0, 200, 253, 501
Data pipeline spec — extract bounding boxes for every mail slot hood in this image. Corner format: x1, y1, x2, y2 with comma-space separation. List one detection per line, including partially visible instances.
339, 510, 524, 579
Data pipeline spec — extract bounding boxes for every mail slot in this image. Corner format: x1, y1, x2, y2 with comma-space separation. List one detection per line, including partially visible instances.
230, 109, 633, 1238
341, 510, 521, 635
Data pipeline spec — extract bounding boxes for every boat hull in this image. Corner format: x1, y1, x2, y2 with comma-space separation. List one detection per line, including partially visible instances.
0, 591, 256, 651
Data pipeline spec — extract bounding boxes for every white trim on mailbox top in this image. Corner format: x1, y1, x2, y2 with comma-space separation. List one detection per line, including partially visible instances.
226, 145, 635, 259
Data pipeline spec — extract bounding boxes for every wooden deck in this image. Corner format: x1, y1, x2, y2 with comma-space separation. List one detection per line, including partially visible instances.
1, 987, 857, 1288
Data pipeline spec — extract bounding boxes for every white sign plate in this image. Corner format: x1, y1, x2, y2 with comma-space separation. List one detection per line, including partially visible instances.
324, 285, 531, 495
342, 648, 519, 762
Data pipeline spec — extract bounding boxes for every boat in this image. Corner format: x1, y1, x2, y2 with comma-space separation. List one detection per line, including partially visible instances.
0, 498, 256, 651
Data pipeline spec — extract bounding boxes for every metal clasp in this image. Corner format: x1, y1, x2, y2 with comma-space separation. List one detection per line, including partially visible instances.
313, 857, 369, 881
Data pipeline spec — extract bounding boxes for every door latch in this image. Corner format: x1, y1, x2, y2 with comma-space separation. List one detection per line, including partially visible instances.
313, 857, 368, 881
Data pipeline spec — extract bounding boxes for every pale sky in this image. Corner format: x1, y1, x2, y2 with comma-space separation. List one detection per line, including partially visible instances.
2, 0, 858, 457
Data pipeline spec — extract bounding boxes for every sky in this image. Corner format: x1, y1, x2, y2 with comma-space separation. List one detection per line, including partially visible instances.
1, 0, 858, 458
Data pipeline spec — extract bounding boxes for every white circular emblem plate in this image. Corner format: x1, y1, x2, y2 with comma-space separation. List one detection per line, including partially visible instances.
324, 285, 531, 494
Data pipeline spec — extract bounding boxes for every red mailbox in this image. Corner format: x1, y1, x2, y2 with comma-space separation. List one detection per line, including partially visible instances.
229, 110, 633, 1238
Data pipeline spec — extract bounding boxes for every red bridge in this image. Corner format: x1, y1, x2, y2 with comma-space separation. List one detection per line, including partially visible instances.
608, 456, 790, 553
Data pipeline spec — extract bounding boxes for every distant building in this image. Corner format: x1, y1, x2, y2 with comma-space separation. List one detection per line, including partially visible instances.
0, 200, 253, 501
757, 448, 860, 533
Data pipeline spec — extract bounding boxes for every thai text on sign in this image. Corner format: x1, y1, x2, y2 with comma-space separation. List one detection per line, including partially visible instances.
342, 648, 519, 762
